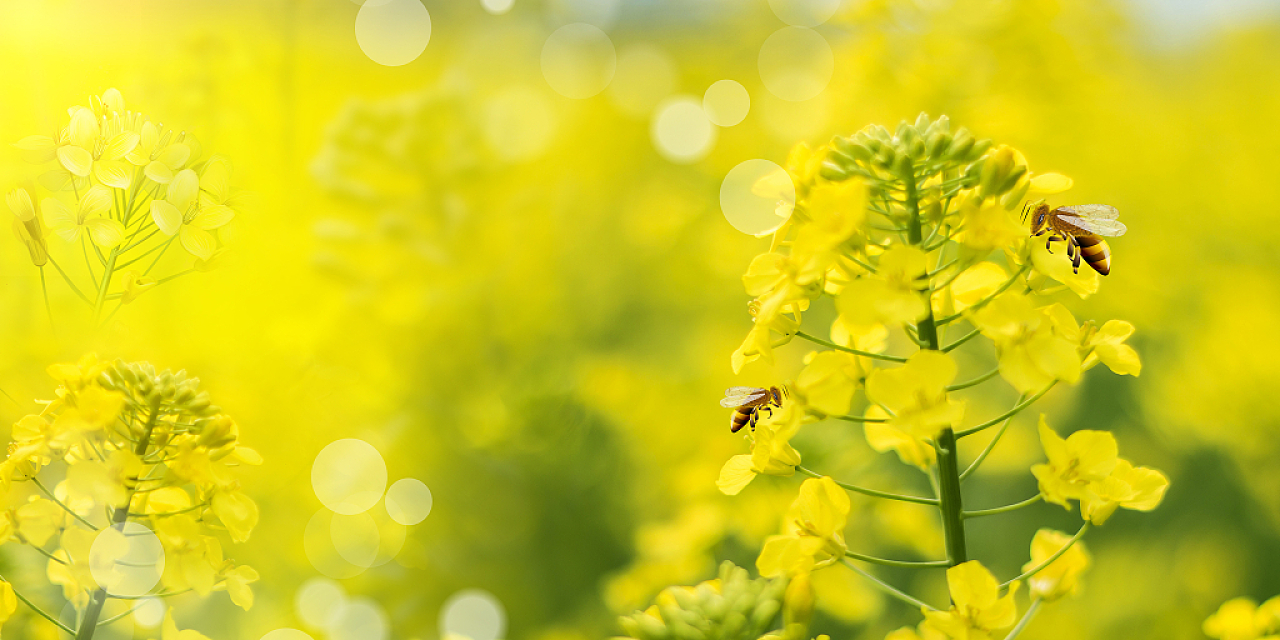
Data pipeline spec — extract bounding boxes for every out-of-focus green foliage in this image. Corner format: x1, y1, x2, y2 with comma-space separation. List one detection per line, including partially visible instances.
0, 0, 1277, 639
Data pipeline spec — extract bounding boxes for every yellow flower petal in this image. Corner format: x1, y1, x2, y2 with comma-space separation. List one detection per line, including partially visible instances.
146, 160, 175, 184
85, 217, 126, 248
101, 131, 140, 160
57, 145, 93, 177
5, 188, 36, 222
79, 185, 113, 217
167, 169, 201, 211
93, 160, 134, 189
152, 200, 183, 236
157, 143, 192, 170
192, 204, 235, 230
68, 107, 99, 148
14, 135, 58, 163
717, 455, 756, 496
41, 198, 79, 241
1029, 172, 1073, 194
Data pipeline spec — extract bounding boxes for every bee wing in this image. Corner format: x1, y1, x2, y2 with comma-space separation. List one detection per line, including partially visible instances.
1058, 204, 1119, 220
1057, 213, 1128, 237
721, 389, 768, 408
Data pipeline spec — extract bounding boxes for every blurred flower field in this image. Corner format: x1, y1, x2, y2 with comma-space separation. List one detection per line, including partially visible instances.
1, 0, 1279, 639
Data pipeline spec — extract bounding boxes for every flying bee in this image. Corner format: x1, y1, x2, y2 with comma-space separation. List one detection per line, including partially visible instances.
721, 386, 787, 433
1023, 202, 1128, 275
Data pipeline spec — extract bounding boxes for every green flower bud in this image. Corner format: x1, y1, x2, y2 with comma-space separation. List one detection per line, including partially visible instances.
926, 130, 951, 159
875, 146, 897, 170
819, 160, 852, 182
968, 139, 994, 161
907, 137, 927, 160
617, 563, 787, 640
914, 111, 932, 131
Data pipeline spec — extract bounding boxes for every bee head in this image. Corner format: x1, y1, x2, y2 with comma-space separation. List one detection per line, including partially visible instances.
1026, 202, 1050, 233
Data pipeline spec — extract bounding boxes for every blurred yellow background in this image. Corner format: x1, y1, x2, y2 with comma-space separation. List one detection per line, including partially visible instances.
1, 0, 1278, 639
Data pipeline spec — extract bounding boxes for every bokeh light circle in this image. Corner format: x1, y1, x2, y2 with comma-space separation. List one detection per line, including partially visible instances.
703, 80, 751, 127
304, 509, 366, 579
261, 630, 316, 640
758, 27, 834, 101
330, 598, 390, 640
133, 597, 165, 628
331, 511, 381, 568
89, 522, 165, 597
480, 0, 515, 14
296, 577, 348, 630
385, 478, 433, 525
607, 45, 677, 118
355, 0, 431, 67
484, 86, 557, 162
541, 23, 617, 99
768, 0, 842, 27
651, 97, 717, 164
720, 159, 796, 236
441, 590, 508, 640
312, 439, 387, 515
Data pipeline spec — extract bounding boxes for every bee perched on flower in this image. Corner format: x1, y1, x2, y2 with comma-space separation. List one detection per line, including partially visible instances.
656, 114, 1171, 640
6, 89, 242, 326
0, 355, 260, 639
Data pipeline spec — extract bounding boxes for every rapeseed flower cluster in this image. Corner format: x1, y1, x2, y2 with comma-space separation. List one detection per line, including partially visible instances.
624, 115, 1170, 640
0, 355, 260, 639
6, 89, 239, 324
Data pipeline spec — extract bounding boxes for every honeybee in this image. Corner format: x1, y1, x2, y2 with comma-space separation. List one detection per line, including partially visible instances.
1024, 203, 1127, 275
721, 386, 787, 433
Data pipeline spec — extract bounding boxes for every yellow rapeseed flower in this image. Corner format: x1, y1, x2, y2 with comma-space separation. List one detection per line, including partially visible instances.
864, 350, 964, 440
159, 611, 214, 640
717, 403, 803, 496
837, 245, 928, 328
757, 476, 850, 577
863, 405, 936, 471
970, 293, 1081, 393
1204, 597, 1280, 640
0, 580, 15, 629
794, 350, 863, 417
921, 561, 1020, 640
1023, 529, 1090, 601
1032, 418, 1169, 524
41, 186, 125, 247
151, 168, 235, 260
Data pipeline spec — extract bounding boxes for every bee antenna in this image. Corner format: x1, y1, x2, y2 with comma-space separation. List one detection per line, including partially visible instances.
1020, 201, 1030, 222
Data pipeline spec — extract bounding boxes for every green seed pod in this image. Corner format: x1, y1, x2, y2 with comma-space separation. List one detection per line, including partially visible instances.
945, 132, 974, 161
967, 139, 994, 162
819, 160, 852, 182
926, 130, 951, 159
908, 136, 927, 160
997, 165, 1028, 197
875, 146, 898, 170
750, 600, 782, 630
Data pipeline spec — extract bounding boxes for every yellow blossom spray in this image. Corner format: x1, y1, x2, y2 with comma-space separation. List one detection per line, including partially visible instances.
622, 115, 1170, 640
6, 89, 240, 327
0, 355, 260, 639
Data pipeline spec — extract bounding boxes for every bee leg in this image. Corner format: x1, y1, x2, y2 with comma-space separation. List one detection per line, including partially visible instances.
1046, 235, 1062, 253
1070, 237, 1082, 273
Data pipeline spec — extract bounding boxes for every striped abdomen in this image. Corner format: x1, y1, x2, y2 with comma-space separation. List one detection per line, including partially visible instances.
730, 408, 755, 433
1074, 234, 1111, 275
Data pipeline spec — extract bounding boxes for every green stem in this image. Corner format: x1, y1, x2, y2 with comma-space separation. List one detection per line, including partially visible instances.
958, 397, 1025, 482
830, 413, 887, 424
39, 267, 55, 329
1002, 522, 1089, 589
935, 263, 1031, 326
934, 428, 968, 565
904, 165, 967, 568
31, 477, 98, 530
844, 551, 949, 568
840, 559, 939, 611
75, 395, 162, 640
92, 249, 119, 323
797, 466, 938, 505
0, 573, 75, 635
46, 255, 92, 304
962, 494, 1041, 519
956, 383, 1056, 438
941, 326, 982, 353
98, 601, 146, 626
795, 331, 907, 363
947, 367, 1000, 391
1003, 599, 1043, 640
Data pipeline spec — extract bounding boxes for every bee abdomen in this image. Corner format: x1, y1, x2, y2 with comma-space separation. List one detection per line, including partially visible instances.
1075, 235, 1111, 275
731, 409, 752, 433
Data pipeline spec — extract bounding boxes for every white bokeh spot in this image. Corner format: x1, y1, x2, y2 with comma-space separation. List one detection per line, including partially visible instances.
768, 0, 842, 27
312, 439, 387, 515
441, 590, 507, 640
385, 478, 433, 525
703, 80, 751, 127
541, 23, 617, 99
355, 0, 431, 67
89, 522, 165, 598
758, 27, 833, 101
720, 159, 796, 236
651, 97, 717, 164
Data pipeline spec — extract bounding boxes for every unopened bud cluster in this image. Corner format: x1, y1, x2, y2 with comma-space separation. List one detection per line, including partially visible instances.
617, 562, 789, 640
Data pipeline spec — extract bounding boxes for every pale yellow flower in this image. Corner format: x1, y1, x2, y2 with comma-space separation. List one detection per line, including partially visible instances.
151, 168, 235, 260
41, 186, 125, 247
